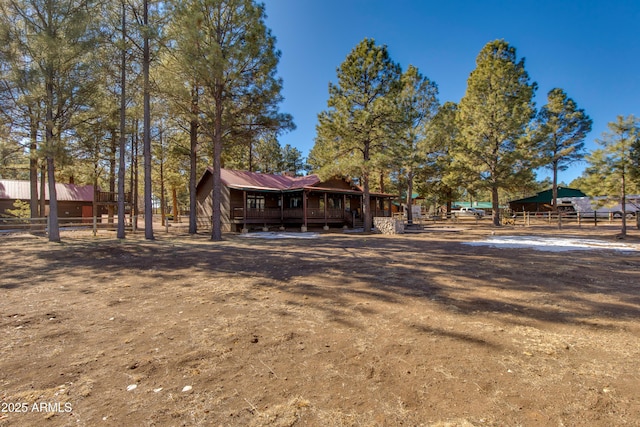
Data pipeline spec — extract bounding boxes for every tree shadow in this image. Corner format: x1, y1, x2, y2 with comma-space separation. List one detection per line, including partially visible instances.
2, 232, 639, 329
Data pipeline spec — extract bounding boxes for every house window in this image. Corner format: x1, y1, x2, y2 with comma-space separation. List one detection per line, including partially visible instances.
247, 194, 265, 210
328, 196, 342, 209
289, 197, 302, 208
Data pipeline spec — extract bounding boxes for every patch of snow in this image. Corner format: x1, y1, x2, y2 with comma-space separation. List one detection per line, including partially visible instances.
342, 227, 383, 233
238, 231, 320, 239
343, 227, 365, 233
464, 235, 638, 252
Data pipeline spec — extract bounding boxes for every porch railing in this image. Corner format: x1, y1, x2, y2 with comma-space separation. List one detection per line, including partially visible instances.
231, 207, 391, 222
306, 208, 344, 219
96, 191, 132, 203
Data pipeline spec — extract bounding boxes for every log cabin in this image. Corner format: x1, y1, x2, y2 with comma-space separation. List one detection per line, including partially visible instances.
196, 168, 393, 232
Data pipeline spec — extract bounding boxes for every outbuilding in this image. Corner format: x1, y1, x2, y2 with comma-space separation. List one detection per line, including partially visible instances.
508, 187, 587, 212
0, 179, 96, 219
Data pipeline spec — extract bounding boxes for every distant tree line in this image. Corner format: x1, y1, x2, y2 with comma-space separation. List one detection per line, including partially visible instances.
0, 0, 300, 241
309, 38, 640, 232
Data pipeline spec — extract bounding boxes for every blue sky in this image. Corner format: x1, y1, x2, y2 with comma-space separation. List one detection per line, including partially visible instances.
262, 0, 640, 184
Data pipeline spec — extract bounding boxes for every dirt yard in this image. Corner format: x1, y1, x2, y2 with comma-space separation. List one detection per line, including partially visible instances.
1, 224, 639, 426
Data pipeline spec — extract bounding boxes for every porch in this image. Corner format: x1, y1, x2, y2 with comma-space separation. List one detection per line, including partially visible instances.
230, 188, 392, 229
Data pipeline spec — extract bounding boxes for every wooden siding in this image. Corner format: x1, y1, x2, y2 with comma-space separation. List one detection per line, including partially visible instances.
195, 169, 393, 231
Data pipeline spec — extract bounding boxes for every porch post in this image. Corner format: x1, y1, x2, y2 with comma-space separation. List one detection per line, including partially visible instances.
242, 190, 247, 233
324, 193, 328, 222
343, 194, 347, 222
280, 193, 284, 222
323, 193, 329, 230
302, 190, 308, 232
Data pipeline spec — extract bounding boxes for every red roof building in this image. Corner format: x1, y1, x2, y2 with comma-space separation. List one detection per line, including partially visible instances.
0, 179, 96, 218
196, 168, 393, 232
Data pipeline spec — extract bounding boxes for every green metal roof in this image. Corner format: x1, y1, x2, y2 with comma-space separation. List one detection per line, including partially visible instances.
509, 187, 586, 204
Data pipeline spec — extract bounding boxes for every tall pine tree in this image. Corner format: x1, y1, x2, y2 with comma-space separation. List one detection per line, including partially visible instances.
169, 0, 292, 240
535, 88, 592, 210
312, 38, 401, 232
587, 115, 640, 237
456, 40, 537, 226
392, 65, 439, 224
3, 0, 103, 242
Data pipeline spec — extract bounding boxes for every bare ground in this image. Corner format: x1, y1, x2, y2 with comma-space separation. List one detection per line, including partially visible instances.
1, 224, 639, 426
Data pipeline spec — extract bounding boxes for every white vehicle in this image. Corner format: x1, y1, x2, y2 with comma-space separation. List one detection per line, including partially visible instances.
452, 207, 485, 218
560, 196, 639, 219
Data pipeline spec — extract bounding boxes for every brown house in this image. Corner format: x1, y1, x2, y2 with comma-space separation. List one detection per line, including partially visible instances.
0, 179, 96, 219
196, 168, 393, 232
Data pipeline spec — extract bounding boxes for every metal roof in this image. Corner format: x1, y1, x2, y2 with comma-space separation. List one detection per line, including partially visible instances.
199, 168, 394, 198
0, 180, 94, 202
219, 168, 320, 191
509, 187, 586, 204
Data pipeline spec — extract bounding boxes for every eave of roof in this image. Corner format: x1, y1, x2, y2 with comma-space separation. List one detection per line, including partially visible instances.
0, 179, 94, 202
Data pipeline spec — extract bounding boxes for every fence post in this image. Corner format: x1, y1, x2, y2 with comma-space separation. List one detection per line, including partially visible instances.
46, 215, 50, 237
93, 216, 97, 236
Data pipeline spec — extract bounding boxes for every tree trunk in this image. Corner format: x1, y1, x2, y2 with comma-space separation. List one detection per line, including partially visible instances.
362, 144, 372, 232
210, 86, 223, 241
39, 164, 46, 218
188, 85, 198, 234
553, 160, 562, 229
46, 156, 60, 242
406, 169, 414, 225
172, 187, 179, 223
142, 0, 154, 240
108, 130, 116, 224
29, 116, 39, 219
45, 62, 59, 242
445, 186, 453, 219
362, 174, 372, 232
159, 128, 165, 227
131, 119, 140, 230
491, 185, 500, 226
552, 160, 559, 211
117, 0, 127, 239
620, 171, 627, 237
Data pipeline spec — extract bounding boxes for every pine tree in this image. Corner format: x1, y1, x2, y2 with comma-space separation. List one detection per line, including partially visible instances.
426, 101, 462, 215
168, 0, 292, 240
456, 40, 537, 226
117, 0, 128, 239
587, 115, 640, 237
0, 2, 44, 217
535, 88, 592, 210
312, 38, 401, 232
3, 0, 104, 242
392, 65, 439, 224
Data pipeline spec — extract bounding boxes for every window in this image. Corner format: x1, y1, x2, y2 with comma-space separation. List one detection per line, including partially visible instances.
289, 197, 302, 208
247, 194, 265, 210
328, 196, 343, 209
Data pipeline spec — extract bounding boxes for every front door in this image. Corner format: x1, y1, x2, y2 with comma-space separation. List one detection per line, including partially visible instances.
81, 205, 92, 223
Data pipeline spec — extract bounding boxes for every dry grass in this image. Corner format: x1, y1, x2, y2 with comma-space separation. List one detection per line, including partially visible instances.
1, 226, 639, 426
